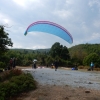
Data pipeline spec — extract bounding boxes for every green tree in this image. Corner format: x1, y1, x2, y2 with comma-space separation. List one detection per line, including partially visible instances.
50, 42, 71, 66
0, 25, 13, 54
45, 56, 54, 66
83, 53, 100, 67
60, 46, 70, 60
50, 42, 61, 58
0, 25, 13, 68
50, 42, 70, 60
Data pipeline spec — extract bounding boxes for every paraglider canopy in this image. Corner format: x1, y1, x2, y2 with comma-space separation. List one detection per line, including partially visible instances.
24, 21, 73, 44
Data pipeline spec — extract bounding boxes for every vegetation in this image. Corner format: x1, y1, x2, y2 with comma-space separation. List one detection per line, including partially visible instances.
83, 53, 100, 67
0, 69, 37, 100
4, 42, 71, 67
0, 26, 13, 53
1, 43, 100, 69
69, 43, 100, 67
0, 25, 13, 69
49, 42, 71, 66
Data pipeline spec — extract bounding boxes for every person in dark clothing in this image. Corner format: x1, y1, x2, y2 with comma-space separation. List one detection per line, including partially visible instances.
33, 62, 36, 69
12, 57, 16, 68
54, 60, 58, 71
9, 58, 13, 69
74, 64, 78, 70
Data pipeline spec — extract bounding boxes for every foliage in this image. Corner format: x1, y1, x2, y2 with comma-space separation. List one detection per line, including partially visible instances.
50, 42, 70, 60
0, 62, 6, 69
45, 56, 54, 66
11, 48, 50, 53
48, 42, 67, 66
49, 42, 71, 66
0, 69, 23, 82
1, 39, 100, 68
0, 25, 13, 69
0, 69, 37, 100
0, 25, 13, 54
83, 53, 100, 67
69, 43, 100, 66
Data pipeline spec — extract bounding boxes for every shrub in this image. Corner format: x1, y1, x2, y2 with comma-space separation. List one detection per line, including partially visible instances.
9, 69, 23, 76
0, 62, 6, 69
0, 71, 10, 82
0, 69, 23, 82
0, 72, 37, 100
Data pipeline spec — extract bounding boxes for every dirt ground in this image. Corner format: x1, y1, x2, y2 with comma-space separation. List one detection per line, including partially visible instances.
13, 66, 100, 100
12, 84, 100, 100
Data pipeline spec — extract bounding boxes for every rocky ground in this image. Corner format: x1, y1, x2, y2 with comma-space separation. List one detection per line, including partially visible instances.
13, 66, 100, 100
12, 84, 100, 100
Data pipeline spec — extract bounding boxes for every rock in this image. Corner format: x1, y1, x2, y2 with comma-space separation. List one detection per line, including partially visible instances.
85, 90, 90, 93
88, 82, 93, 84
65, 97, 69, 100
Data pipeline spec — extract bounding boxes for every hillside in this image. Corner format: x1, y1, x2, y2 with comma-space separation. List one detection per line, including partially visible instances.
10, 43, 100, 56
10, 48, 50, 53
68, 43, 100, 57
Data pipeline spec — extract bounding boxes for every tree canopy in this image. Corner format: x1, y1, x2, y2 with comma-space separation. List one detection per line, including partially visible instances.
50, 42, 70, 60
0, 25, 13, 68
0, 25, 13, 54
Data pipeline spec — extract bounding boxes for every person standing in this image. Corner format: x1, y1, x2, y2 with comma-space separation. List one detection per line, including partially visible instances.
54, 60, 58, 71
12, 57, 16, 68
9, 58, 13, 69
90, 62, 94, 71
33, 62, 36, 69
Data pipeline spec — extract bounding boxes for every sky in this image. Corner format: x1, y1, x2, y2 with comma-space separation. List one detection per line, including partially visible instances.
0, 0, 100, 49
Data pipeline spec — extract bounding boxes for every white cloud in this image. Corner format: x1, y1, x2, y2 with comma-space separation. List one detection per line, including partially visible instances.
53, 9, 72, 19
89, 0, 100, 7
90, 33, 100, 40
0, 13, 13, 25
72, 33, 100, 45
94, 20, 100, 28
65, 0, 73, 4
13, 0, 27, 8
12, 42, 23, 48
12, 0, 45, 9
0, 0, 100, 49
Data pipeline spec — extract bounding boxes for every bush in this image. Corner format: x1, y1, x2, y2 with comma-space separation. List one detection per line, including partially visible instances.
9, 69, 23, 76
0, 62, 6, 69
0, 72, 37, 100
83, 53, 100, 66
0, 69, 23, 82
10, 73, 37, 92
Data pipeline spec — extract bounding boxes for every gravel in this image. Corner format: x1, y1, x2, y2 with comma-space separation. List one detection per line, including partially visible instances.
22, 67, 100, 90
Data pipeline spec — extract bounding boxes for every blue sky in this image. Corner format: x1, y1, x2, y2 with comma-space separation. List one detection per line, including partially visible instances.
0, 0, 100, 49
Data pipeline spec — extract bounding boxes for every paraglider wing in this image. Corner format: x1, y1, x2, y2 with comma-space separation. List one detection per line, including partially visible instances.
24, 21, 73, 44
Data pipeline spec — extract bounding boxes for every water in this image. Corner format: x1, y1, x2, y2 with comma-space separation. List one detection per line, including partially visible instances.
22, 68, 100, 90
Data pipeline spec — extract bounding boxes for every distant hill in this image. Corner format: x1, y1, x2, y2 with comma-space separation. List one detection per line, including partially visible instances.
10, 48, 50, 53
10, 43, 100, 56
68, 43, 100, 57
